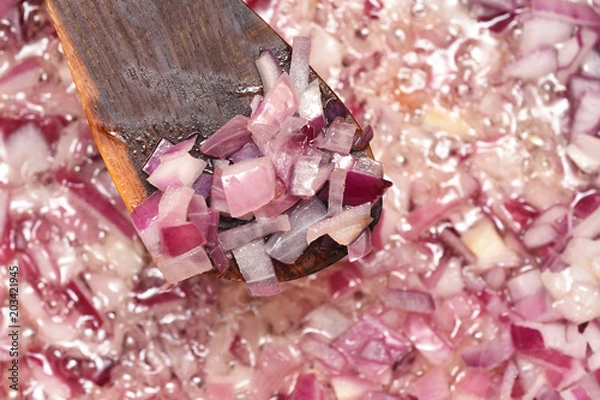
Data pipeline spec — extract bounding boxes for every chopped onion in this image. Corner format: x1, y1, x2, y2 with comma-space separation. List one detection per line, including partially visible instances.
265, 197, 328, 264
290, 36, 311, 96
218, 214, 290, 251
255, 50, 282, 95
306, 203, 373, 245
221, 156, 276, 218
199, 115, 252, 158
231, 239, 281, 296
505, 47, 558, 81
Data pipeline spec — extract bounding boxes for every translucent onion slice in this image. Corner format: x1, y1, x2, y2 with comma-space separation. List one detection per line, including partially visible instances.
265, 197, 328, 264
289, 36, 311, 96
218, 214, 290, 251
255, 49, 282, 95
231, 239, 281, 296
307, 203, 373, 245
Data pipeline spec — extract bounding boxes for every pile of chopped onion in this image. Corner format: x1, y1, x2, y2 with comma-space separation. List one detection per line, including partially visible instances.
130, 36, 390, 296
4, 0, 600, 398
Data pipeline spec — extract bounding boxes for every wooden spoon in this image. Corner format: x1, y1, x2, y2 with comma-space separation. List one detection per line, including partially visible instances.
46, 0, 381, 281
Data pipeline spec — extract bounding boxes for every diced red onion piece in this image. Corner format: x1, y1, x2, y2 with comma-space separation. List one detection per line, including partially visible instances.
316, 120, 357, 155
524, 223, 559, 248
511, 324, 546, 351
156, 245, 213, 283
520, 17, 573, 54
205, 382, 235, 400
331, 170, 392, 207
558, 29, 599, 81
438, 227, 478, 265
332, 316, 412, 381
507, 269, 544, 301
251, 72, 299, 126
253, 191, 300, 220
571, 89, 600, 137
210, 168, 230, 214
572, 205, 600, 238
413, 369, 451, 400
383, 289, 436, 314
567, 133, 600, 174
265, 198, 328, 264
573, 190, 600, 218
229, 142, 262, 163
221, 156, 276, 218
569, 75, 600, 100
531, 0, 600, 26
290, 373, 326, 400
192, 172, 213, 199
461, 330, 514, 369
582, 50, 600, 78
405, 314, 453, 365
157, 185, 195, 226
505, 47, 558, 81
303, 304, 354, 340
159, 222, 206, 257
307, 203, 373, 245
327, 168, 347, 215
352, 156, 384, 178
218, 214, 290, 251
231, 239, 281, 296
207, 244, 230, 274
290, 155, 322, 197
147, 153, 207, 191
348, 228, 372, 262
255, 49, 282, 95
142, 138, 174, 174
199, 115, 252, 158
290, 36, 311, 96
130, 191, 162, 257
299, 79, 324, 122
300, 336, 350, 374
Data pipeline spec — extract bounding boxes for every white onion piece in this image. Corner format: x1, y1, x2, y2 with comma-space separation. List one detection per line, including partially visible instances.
255, 50, 282, 95
505, 47, 558, 81
566, 133, 600, 174
221, 156, 276, 218
307, 203, 373, 245
147, 153, 207, 192
218, 214, 290, 251
231, 239, 281, 296
290, 36, 311, 96
265, 198, 328, 264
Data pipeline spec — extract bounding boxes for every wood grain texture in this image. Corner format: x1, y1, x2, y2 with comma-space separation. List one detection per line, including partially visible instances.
47, 0, 379, 281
